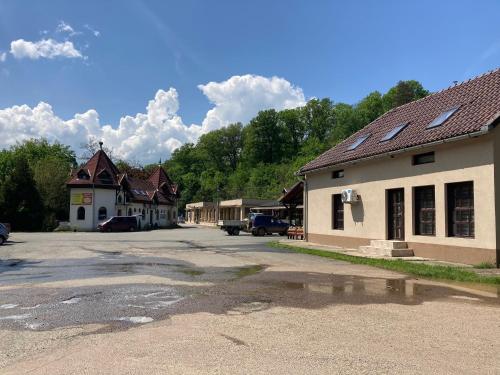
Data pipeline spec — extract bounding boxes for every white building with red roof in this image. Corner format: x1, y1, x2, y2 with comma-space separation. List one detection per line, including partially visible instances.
67, 145, 179, 231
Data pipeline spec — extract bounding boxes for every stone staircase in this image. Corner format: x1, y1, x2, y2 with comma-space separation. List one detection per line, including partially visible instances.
359, 240, 414, 257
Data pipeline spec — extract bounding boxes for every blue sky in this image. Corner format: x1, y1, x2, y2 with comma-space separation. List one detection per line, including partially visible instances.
1, 0, 499, 162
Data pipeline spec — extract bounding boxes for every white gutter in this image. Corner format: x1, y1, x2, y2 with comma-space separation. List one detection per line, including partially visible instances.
297, 125, 495, 177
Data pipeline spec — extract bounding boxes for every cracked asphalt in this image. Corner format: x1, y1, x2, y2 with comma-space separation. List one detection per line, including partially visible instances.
0, 226, 499, 374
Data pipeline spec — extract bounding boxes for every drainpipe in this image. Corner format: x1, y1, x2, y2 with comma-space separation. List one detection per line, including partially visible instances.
92, 183, 95, 231
304, 176, 308, 242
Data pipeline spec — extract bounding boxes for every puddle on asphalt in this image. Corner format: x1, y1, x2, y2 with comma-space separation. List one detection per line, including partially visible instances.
0, 255, 266, 286
256, 274, 500, 306
180, 269, 205, 277
235, 265, 265, 278
0, 261, 498, 334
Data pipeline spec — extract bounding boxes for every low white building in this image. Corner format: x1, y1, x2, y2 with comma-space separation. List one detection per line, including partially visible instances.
67, 147, 179, 231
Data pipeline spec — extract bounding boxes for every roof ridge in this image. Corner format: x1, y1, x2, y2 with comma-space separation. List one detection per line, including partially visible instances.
300, 67, 500, 174
433, 67, 500, 95
374, 67, 500, 115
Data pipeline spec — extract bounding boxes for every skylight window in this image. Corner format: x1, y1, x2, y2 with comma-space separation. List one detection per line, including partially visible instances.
347, 134, 370, 151
381, 123, 408, 142
427, 106, 460, 129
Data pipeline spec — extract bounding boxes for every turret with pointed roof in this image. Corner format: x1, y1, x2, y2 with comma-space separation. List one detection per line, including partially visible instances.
67, 149, 120, 188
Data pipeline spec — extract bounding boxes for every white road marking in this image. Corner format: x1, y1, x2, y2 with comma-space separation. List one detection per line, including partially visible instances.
119, 316, 154, 324
0, 304, 18, 309
60, 297, 81, 304
0, 314, 31, 320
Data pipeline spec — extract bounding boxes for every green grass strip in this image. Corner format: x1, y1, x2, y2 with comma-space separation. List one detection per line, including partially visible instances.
268, 241, 500, 285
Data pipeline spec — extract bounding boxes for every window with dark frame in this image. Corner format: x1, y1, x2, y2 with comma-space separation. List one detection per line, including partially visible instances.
447, 181, 474, 238
77, 206, 85, 220
98, 170, 113, 184
332, 194, 344, 230
98, 207, 107, 220
414, 186, 435, 236
332, 170, 344, 179
412, 152, 435, 165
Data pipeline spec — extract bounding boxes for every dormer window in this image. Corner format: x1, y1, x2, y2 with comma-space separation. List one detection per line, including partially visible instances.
77, 170, 90, 180
427, 106, 460, 129
98, 170, 113, 184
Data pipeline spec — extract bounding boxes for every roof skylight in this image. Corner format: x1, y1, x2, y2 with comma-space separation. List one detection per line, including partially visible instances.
427, 106, 460, 129
347, 134, 370, 151
381, 123, 408, 142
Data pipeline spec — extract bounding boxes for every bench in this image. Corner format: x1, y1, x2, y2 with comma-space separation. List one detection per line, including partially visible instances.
287, 226, 304, 240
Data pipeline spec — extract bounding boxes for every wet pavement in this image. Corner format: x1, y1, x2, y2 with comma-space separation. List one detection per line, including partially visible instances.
0, 227, 499, 374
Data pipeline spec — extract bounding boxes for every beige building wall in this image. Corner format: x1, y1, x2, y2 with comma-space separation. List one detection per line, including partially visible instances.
306, 135, 497, 264
186, 202, 217, 225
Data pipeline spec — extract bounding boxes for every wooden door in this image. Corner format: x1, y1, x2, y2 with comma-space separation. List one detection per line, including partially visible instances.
388, 188, 405, 240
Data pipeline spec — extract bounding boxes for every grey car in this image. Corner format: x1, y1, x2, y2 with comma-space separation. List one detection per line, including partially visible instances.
0, 223, 9, 245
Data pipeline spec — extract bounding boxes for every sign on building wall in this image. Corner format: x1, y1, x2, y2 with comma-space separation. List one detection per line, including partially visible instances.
71, 192, 93, 205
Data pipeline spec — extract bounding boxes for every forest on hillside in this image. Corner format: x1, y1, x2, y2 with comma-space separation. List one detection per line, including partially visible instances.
0, 80, 429, 231
165, 80, 429, 211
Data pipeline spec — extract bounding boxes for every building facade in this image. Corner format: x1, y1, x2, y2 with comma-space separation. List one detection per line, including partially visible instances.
299, 69, 500, 266
67, 147, 179, 231
185, 199, 279, 225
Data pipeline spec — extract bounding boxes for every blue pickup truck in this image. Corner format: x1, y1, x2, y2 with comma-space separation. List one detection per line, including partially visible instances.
251, 215, 289, 236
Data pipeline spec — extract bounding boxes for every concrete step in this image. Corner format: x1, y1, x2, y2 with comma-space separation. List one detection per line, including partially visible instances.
358, 245, 414, 257
370, 240, 408, 250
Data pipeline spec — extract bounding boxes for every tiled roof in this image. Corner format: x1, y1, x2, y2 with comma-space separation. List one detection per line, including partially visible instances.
148, 166, 172, 188
67, 150, 120, 187
300, 68, 500, 174
279, 181, 304, 205
67, 151, 177, 205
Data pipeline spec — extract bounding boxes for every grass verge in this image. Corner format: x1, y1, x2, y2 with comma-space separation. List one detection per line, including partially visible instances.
268, 241, 500, 285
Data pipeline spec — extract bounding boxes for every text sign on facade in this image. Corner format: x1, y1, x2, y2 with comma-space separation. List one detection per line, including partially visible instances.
71, 193, 93, 205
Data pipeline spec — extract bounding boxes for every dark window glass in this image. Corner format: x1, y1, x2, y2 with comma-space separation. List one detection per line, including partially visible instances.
117, 209, 122, 217
98, 207, 107, 220
128, 208, 132, 216
142, 209, 146, 220
413, 152, 435, 165
414, 186, 435, 235
77, 207, 85, 220
381, 123, 408, 142
332, 194, 344, 230
332, 170, 344, 179
447, 181, 474, 238
98, 171, 113, 184
77, 170, 89, 180
427, 107, 460, 129
347, 134, 370, 151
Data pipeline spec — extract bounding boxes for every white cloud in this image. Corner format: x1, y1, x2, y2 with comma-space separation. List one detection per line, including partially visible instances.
56, 21, 74, 34
0, 88, 200, 163
56, 21, 81, 37
10, 38, 83, 60
0, 52, 6, 62
84, 24, 100, 37
0, 75, 305, 163
198, 74, 305, 132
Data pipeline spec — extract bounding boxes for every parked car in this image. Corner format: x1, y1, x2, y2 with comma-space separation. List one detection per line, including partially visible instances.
98, 216, 138, 232
0, 223, 9, 245
251, 215, 289, 236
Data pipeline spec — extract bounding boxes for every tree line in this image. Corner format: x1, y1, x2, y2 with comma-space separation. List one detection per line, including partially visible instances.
0, 80, 428, 230
165, 80, 429, 212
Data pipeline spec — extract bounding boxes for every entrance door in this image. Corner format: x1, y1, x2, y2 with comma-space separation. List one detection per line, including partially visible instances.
387, 188, 405, 240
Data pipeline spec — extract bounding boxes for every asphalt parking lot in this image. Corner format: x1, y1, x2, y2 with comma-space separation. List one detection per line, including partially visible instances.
1, 226, 499, 374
